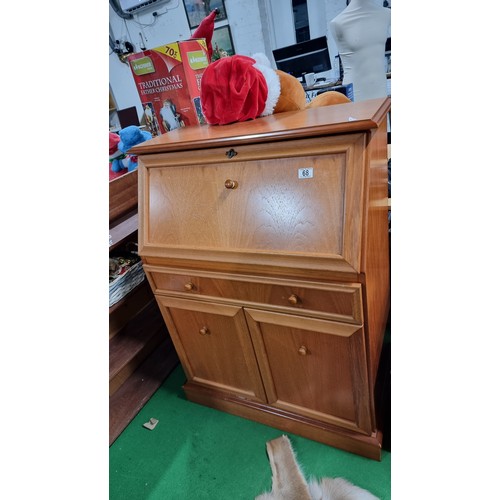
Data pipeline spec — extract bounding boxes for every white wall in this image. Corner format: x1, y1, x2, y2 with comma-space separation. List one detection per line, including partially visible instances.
109, 0, 389, 122
264, 0, 295, 48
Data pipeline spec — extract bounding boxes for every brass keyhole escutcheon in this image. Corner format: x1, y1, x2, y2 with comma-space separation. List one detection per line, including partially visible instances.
298, 346, 308, 356
225, 148, 238, 159
224, 179, 238, 189
199, 326, 210, 336
288, 294, 300, 305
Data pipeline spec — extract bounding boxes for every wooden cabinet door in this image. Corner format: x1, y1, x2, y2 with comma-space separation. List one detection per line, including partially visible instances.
155, 296, 267, 403
245, 308, 373, 434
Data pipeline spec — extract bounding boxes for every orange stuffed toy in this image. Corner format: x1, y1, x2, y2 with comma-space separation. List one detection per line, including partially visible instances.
200, 52, 350, 125
274, 66, 350, 112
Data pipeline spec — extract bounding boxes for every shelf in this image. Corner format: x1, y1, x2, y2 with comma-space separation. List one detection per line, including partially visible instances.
109, 334, 179, 445
110, 300, 166, 394
109, 158, 179, 446
109, 209, 138, 251
109, 170, 138, 223
109, 279, 151, 319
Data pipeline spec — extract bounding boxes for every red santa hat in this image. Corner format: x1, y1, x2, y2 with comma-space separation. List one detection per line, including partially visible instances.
191, 9, 218, 61
200, 53, 281, 125
191, 10, 281, 126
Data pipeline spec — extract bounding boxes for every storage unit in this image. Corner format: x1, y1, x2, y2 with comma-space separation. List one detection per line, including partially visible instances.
109, 170, 179, 445
133, 98, 390, 459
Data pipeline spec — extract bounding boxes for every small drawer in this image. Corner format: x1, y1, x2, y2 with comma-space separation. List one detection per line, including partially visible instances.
146, 269, 363, 324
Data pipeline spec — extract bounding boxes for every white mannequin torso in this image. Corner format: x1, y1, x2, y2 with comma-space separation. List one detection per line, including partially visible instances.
330, 0, 390, 102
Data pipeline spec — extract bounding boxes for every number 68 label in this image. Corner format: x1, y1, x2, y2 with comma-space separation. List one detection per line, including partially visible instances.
298, 167, 314, 179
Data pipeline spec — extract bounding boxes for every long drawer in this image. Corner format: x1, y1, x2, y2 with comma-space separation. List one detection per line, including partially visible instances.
144, 266, 363, 324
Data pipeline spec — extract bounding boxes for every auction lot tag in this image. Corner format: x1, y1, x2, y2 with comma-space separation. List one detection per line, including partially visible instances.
298, 167, 314, 179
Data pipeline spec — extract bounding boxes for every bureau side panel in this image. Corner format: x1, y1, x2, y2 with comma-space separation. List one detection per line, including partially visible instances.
362, 120, 390, 391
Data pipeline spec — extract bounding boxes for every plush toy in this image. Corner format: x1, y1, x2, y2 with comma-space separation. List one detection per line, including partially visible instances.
194, 11, 350, 126
200, 53, 350, 125
117, 126, 152, 172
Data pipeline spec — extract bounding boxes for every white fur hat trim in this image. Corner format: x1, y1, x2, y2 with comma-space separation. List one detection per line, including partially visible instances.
252, 53, 281, 116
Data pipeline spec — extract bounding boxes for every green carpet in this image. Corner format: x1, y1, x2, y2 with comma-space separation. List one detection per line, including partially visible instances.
109, 365, 391, 499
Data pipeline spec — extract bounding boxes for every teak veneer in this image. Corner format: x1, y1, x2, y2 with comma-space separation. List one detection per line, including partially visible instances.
134, 98, 391, 460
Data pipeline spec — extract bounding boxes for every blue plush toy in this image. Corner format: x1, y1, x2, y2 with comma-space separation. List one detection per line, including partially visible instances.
117, 126, 152, 172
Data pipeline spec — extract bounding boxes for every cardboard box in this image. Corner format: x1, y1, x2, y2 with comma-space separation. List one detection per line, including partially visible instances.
127, 39, 210, 136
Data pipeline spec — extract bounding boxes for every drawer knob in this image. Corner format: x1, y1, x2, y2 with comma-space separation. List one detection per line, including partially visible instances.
184, 282, 196, 291
224, 179, 238, 189
298, 345, 308, 356
199, 326, 210, 336
288, 294, 300, 305
225, 148, 238, 159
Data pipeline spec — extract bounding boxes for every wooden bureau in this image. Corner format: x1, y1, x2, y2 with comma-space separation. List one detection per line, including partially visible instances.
132, 97, 390, 460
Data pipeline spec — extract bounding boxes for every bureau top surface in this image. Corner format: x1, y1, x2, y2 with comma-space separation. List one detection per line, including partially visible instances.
131, 97, 390, 155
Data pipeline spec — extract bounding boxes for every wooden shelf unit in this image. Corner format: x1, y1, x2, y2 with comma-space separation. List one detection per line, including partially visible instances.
109, 170, 178, 446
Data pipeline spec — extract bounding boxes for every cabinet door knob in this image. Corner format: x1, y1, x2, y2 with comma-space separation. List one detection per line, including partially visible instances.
199, 326, 210, 336
288, 294, 300, 305
224, 179, 238, 189
298, 345, 308, 356
184, 282, 195, 291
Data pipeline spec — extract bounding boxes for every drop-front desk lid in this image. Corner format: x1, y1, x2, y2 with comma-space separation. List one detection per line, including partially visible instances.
130, 97, 390, 155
